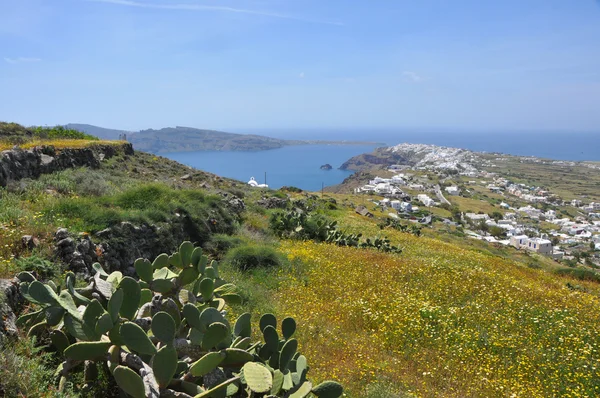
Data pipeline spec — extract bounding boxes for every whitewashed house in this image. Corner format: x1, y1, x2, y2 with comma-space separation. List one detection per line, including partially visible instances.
510, 235, 529, 248
445, 186, 460, 196
525, 238, 553, 254
465, 213, 490, 221
417, 194, 435, 207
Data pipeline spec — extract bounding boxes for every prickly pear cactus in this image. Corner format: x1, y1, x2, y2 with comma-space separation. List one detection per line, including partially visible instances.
15, 241, 342, 398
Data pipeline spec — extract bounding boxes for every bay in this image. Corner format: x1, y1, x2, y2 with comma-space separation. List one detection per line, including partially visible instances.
164, 144, 378, 191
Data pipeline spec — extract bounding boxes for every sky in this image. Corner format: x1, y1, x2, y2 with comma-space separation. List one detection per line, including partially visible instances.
1, 0, 600, 133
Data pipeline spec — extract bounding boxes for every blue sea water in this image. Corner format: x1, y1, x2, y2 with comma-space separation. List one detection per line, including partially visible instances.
165, 144, 378, 191
164, 130, 600, 191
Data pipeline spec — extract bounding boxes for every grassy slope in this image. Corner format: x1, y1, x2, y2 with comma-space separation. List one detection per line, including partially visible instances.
3, 133, 600, 397
220, 201, 600, 398
0, 149, 250, 278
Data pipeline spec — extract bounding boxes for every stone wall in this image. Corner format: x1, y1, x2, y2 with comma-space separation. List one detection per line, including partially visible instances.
0, 143, 134, 187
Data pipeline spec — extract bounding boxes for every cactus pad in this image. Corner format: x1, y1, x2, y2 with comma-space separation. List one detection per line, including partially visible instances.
152, 345, 178, 388
151, 311, 177, 343
64, 341, 112, 361
190, 351, 226, 377
120, 321, 157, 355
243, 362, 273, 393
113, 365, 146, 398
311, 381, 344, 398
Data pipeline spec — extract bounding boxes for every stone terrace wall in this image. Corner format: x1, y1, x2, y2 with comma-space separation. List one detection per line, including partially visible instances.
0, 143, 134, 187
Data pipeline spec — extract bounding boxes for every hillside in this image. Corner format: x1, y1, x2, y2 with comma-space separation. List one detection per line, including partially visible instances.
65, 123, 130, 140
129, 126, 301, 153
1, 123, 600, 397
69, 123, 382, 153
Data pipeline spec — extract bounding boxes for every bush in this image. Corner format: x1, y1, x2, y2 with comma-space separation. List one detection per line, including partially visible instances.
554, 267, 600, 283
31, 125, 98, 141
203, 233, 243, 259
14, 255, 60, 278
280, 186, 302, 193
225, 244, 284, 271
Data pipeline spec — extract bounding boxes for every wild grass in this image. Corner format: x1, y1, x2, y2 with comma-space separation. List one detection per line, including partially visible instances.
224, 244, 284, 271
0, 336, 118, 397
275, 238, 600, 397
0, 139, 122, 151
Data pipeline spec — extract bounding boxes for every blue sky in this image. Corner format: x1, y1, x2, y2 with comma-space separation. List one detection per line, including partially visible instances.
1, 0, 600, 133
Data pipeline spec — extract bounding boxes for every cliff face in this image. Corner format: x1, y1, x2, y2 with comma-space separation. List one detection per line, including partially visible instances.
0, 143, 133, 187
339, 147, 410, 170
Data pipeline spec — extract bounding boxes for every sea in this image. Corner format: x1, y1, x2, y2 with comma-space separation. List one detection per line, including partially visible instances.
164, 130, 600, 192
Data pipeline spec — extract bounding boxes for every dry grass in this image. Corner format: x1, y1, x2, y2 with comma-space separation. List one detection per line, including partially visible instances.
0, 139, 124, 151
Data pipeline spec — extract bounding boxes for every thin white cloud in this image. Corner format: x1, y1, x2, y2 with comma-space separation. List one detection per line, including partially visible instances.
299, 72, 305, 79
4, 57, 42, 64
87, 0, 343, 26
402, 71, 423, 83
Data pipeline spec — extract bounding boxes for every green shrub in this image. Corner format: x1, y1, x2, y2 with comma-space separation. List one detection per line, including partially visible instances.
554, 267, 600, 283
203, 234, 243, 259
225, 244, 284, 271
31, 125, 98, 141
47, 183, 236, 236
14, 255, 59, 278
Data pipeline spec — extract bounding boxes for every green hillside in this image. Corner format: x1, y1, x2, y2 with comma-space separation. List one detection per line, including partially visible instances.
1, 123, 599, 397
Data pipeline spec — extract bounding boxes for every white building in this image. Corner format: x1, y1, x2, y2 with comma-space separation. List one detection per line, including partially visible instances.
510, 235, 529, 248
400, 202, 413, 212
510, 235, 553, 255
247, 177, 268, 188
465, 213, 490, 221
417, 194, 435, 207
445, 186, 460, 196
571, 199, 583, 207
525, 238, 553, 254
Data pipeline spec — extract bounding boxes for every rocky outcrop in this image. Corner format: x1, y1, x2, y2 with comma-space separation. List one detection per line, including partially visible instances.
0, 278, 23, 344
0, 143, 133, 187
54, 228, 98, 274
320, 163, 333, 170
53, 195, 244, 275
340, 148, 410, 171
257, 196, 288, 209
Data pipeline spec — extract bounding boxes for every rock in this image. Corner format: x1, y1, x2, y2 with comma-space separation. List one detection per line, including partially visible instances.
257, 196, 288, 209
180, 174, 191, 180
202, 368, 227, 390
0, 278, 24, 344
355, 205, 373, 218
55, 227, 70, 241
21, 235, 39, 250
224, 196, 245, 214
320, 163, 333, 170
40, 153, 54, 166
54, 230, 97, 275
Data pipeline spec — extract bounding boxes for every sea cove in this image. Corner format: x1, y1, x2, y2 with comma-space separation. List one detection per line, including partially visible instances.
164, 144, 379, 191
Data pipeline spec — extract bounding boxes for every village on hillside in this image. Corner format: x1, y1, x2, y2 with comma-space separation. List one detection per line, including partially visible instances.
348, 144, 600, 267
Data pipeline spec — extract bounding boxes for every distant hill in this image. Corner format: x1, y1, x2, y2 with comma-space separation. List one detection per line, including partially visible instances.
66, 124, 382, 153
129, 126, 301, 153
65, 124, 130, 140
